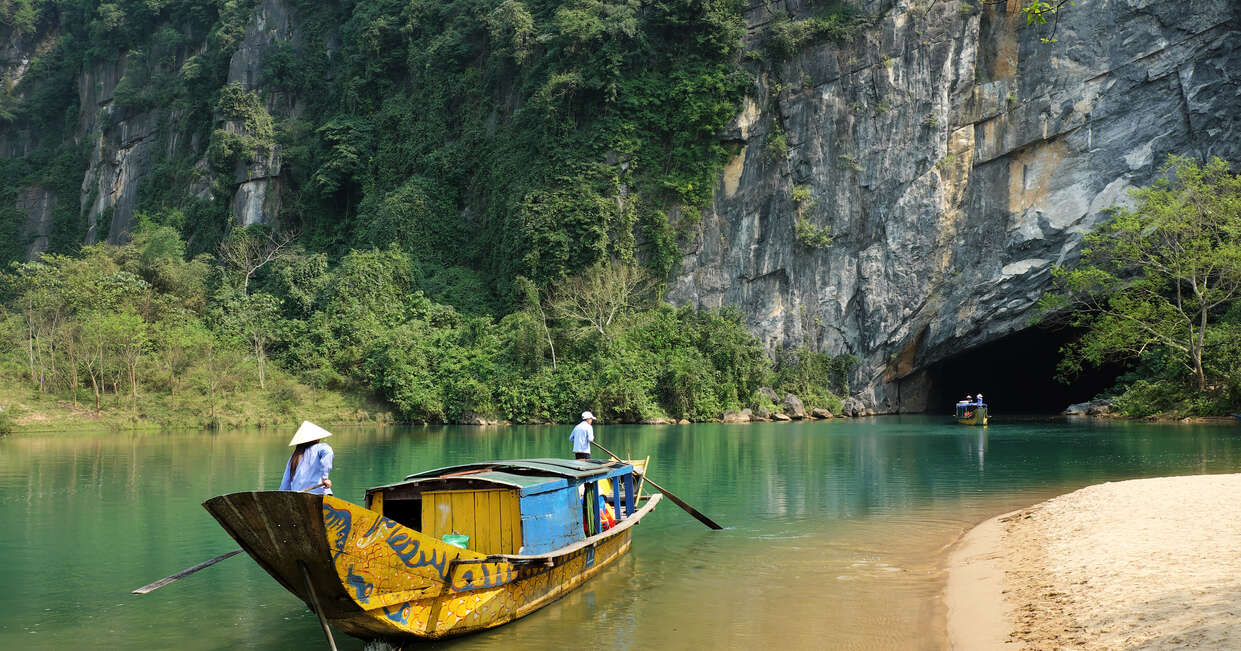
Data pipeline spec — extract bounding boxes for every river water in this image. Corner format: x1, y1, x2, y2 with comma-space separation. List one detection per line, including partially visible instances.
2, 417, 1239, 650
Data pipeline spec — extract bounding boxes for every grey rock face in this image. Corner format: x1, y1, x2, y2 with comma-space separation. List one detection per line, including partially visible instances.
4, 0, 306, 256
840, 397, 866, 418
668, 0, 1241, 413
16, 186, 54, 259
782, 393, 807, 419
224, 0, 304, 227
811, 407, 832, 419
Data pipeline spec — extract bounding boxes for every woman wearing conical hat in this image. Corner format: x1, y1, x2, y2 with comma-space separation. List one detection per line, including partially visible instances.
279, 421, 334, 495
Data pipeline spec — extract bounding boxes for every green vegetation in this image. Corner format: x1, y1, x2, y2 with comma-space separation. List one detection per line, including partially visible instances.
795, 217, 834, 249
1021, 0, 1075, 43
0, 223, 385, 429
790, 184, 833, 249
0, 228, 852, 427
764, 4, 871, 62
1039, 156, 1241, 417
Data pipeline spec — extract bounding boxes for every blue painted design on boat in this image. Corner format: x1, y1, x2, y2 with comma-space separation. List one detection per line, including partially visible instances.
382, 602, 411, 625
322, 503, 352, 561
346, 565, 373, 603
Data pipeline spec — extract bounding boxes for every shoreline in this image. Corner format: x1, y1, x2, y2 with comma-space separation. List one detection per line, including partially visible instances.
945, 474, 1241, 650
6, 411, 1236, 434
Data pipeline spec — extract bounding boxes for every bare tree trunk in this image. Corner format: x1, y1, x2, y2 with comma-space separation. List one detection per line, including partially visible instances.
536, 303, 557, 370
24, 311, 35, 382
256, 340, 266, 389
89, 373, 100, 413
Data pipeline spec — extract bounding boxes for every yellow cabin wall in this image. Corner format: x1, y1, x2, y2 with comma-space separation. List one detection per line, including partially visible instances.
421, 489, 522, 554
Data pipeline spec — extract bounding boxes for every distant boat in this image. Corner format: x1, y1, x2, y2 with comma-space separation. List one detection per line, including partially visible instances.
203, 458, 659, 641
955, 401, 989, 426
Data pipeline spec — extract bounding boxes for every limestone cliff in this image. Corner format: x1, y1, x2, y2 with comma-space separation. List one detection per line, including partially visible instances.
667, 0, 1241, 412
7, 0, 298, 253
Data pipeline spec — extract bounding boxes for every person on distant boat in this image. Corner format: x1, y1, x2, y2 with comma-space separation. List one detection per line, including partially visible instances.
957, 395, 971, 405
570, 411, 595, 460
975, 393, 985, 405
280, 421, 334, 495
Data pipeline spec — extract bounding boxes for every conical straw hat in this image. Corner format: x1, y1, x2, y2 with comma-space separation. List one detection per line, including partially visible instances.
288, 421, 332, 446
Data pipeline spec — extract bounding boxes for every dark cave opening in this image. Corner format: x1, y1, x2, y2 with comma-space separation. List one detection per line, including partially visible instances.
924, 327, 1127, 414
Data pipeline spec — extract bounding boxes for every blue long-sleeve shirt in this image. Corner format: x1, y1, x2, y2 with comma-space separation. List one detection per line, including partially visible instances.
280, 442, 334, 494
569, 421, 594, 454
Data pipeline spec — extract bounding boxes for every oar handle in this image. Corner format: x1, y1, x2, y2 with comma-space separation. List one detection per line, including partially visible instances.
591, 441, 724, 530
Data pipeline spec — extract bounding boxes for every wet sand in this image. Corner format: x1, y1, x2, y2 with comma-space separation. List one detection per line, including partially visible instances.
946, 474, 1241, 650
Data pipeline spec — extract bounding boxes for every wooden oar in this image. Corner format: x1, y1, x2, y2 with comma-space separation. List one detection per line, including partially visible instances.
132, 549, 244, 594
591, 441, 723, 530
132, 482, 326, 594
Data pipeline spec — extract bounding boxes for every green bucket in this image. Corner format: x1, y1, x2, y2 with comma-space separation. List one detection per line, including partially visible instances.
442, 533, 469, 549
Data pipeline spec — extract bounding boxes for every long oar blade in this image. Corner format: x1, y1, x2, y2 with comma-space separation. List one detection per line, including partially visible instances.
132, 482, 326, 595
591, 441, 723, 530
132, 549, 243, 594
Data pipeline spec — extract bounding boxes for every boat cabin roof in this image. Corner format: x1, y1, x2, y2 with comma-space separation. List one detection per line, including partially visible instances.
369, 458, 631, 497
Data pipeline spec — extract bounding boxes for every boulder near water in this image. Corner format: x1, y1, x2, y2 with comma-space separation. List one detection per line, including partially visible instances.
841, 398, 866, 418
1064, 399, 1113, 416
782, 394, 807, 419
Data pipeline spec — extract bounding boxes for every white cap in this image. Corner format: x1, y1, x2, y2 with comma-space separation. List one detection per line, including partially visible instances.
581, 411, 594, 420
288, 421, 333, 446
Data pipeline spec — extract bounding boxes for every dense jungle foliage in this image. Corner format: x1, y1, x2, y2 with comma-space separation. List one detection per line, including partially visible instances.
1040, 157, 1241, 418
0, 224, 855, 426
0, 0, 755, 286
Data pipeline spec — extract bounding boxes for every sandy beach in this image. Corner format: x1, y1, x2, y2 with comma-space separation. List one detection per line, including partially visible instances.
946, 474, 1241, 650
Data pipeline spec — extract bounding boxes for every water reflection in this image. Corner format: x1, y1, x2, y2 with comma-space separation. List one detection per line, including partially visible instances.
1, 417, 1239, 650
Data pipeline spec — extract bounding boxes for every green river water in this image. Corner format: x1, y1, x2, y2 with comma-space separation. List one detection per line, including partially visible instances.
2, 416, 1239, 650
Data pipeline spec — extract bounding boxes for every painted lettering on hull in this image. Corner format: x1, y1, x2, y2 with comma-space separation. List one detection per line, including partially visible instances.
388, 531, 451, 580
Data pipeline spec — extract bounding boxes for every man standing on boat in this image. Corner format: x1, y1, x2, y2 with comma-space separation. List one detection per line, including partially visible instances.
280, 421, 334, 495
570, 411, 594, 460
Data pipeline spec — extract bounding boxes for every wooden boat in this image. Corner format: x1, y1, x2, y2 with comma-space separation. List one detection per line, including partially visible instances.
955, 401, 989, 425
203, 458, 660, 641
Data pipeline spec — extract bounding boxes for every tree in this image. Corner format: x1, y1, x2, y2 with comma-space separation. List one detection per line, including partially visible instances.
218, 226, 296, 294
513, 275, 556, 369
1039, 156, 1241, 392
152, 319, 213, 396
236, 292, 283, 389
549, 260, 654, 339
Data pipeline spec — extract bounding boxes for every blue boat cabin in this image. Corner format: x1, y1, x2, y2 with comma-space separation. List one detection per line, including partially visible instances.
362, 459, 641, 556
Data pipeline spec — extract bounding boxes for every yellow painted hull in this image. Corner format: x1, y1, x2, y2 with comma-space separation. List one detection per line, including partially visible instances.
204, 491, 656, 640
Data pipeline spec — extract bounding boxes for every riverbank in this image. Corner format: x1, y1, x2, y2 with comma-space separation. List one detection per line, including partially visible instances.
0, 372, 394, 433
946, 474, 1241, 650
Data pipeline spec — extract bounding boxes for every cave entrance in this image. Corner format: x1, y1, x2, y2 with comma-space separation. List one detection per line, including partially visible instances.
923, 327, 1125, 414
